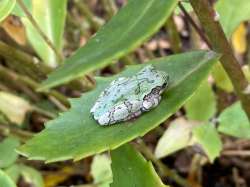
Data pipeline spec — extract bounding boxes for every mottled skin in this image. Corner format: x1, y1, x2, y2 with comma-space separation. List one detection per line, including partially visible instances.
90, 65, 169, 125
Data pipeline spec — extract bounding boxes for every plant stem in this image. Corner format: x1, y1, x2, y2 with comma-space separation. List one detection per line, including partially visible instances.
16, 0, 63, 63
165, 14, 182, 53
0, 41, 51, 79
190, 0, 250, 120
0, 41, 91, 91
134, 139, 192, 187
178, 3, 212, 49
101, 0, 117, 19
0, 65, 69, 108
74, 0, 104, 31
0, 123, 33, 142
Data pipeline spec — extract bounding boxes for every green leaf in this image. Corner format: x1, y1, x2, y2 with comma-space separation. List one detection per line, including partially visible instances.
0, 169, 16, 187
39, 0, 179, 91
111, 144, 167, 187
4, 164, 44, 187
91, 154, 112, 187
218, 102, 250, 138
185, 80, 216, 121
0, 137, 20, 168
11, 0, 31, 17
18, 51, 219, 162
212, 63, 233, 92
216, 0, 250, 38
5, 165, 21, 183
0, 0, 16, 22
192, 123, 222, 162
19, 165, 44, 187
22, 0, 67, 67
155, 118, 198, 159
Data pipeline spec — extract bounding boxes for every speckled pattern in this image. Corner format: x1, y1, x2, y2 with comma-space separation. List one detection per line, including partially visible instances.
90, 65, 169, 125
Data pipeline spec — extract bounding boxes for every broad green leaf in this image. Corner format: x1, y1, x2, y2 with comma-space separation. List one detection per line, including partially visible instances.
185, 80, 216, 121
0, 137, 20, 168
39, 0, 179, 91
216, 0, 250, 38
11, 0, 31, 17
192, 123, 222, 162
91, 154, 112, 187
18, 51, 219, 162
0, 170, 16, 187
111, 144, 167, 187
218, 102, 250, 138
19, 165, 44, 187
155, 118, 198, 159
0, 92, 32, 124
22, 0, 67, 67
0, 0, 16, 22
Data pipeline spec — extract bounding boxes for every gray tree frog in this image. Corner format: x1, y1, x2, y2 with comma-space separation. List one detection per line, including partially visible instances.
90, 65, 169, 125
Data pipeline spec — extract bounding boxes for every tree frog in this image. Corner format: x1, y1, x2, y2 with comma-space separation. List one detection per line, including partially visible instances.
90, 65, 169, 125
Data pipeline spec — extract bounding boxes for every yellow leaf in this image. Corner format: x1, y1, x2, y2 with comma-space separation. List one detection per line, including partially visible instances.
1, 15, 26, 45
232, 23, 247, 54
0, 92, 31, 124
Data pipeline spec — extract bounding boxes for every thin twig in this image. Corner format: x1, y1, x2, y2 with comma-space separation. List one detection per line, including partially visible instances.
222, 150, 250, 157
178, 2, 212, 49
16, 0, 63, 62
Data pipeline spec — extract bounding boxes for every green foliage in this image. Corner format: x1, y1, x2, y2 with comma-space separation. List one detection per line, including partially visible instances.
22, 0, 67, 67
216, 0, 250, 38
4, 164, 44, 187
0, 169, 16, 187
91, 154, 112, 187
17, 51, 219, 162
0, 0, 16, 22
192, 123, 222, 162
19, 165, 44, 187
39, 0, 179, 91
218, 102, 250, 138
111, 144, 167, 187
185, 80, 216, 121
0, 137, 20, 168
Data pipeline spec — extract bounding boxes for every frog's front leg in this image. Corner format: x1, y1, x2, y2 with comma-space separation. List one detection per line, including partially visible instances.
142, 91, 162, 111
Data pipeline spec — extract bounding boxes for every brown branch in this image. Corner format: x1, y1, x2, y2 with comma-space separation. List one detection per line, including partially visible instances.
189, 0, 250, 120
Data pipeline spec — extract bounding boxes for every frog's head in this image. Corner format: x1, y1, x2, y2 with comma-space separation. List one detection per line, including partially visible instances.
150, 66, 169, 90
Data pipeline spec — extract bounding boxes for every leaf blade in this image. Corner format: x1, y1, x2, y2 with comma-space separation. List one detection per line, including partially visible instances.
0, 0, 16, 22
22, 0, 67, 67
39, 0, 179, 90
111, 144, 167, 187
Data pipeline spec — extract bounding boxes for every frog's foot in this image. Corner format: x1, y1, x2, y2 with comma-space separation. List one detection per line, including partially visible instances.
125, 111, 142, 122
